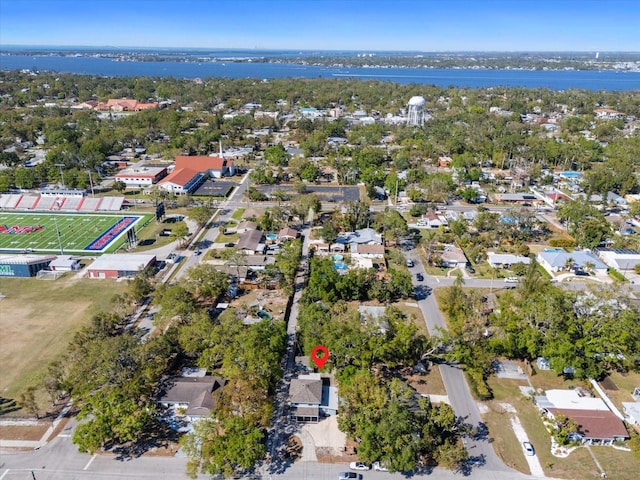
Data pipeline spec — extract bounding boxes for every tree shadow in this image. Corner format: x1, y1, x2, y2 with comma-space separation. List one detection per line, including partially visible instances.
0, 397, 19, 415
107, 417, 182, 461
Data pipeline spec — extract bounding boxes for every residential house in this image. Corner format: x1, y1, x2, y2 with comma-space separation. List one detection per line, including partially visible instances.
594, 108, 624, 120
487, 252, 531, 269
493, 193, 539, 204
158, 375, 225, 422
596, 248, 640, 273
351, 244, 385, 259
288, 373, 338, 423
237, 220, 258, 234
227, 254, 275, 272
606, 191, 627, 207
336, 228, 383, 246
537, 249, 608, 275
278, 226, 299, 241
535, 389, 628, 446
424, 209, 448, 229
96, 98, 158, 112
439, 245, 468, 268
237, 229, 265, 255
622, 402, 640, 426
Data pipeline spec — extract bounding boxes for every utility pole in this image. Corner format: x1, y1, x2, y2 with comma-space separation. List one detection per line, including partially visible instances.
87, 169, 95, 196
55, 163, 65, 189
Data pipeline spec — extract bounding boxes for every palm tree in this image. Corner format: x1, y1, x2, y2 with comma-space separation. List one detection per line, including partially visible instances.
564, 257, 575, 272
584, 261, 595, 276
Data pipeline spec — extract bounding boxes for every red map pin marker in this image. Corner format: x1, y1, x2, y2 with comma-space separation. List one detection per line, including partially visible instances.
310, 345, 329, 370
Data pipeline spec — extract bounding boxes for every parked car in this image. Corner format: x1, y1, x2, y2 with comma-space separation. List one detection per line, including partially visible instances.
504, 277, 518, 283
416, 273, 424, 282
350, 462, 370, 471
372, 462, 388, 472
523, 441, 535, 456
224, 242, 235, 247
339, 472, 363, 480
465, 263, 475, 274
194, 250, 202, 256
406, 259, 414, 268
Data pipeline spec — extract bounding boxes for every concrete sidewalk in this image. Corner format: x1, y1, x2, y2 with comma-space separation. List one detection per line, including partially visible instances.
0, 400, 73, 449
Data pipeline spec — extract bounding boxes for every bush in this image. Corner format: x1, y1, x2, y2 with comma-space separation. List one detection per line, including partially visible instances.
466, 369, 493, 401
608, 268, 628, 283
549, 238, 576, 248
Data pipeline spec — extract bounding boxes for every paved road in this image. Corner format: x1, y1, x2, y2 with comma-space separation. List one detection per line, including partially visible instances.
0, 438, 553, 480
407, 250, 514, 473
173, 172, 250, 281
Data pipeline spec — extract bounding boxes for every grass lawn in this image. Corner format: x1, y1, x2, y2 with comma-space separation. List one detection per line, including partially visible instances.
0, 212, 152, 254
132, 217, 185, 252
599, 371, 640, 413
0, 276, 129, 416
484, 373, 640, 479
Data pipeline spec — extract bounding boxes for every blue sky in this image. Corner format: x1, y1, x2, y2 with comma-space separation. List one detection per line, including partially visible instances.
0, 0, 638, 51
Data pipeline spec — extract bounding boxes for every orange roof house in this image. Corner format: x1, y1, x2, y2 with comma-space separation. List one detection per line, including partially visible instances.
95, 99, 159, 112
175, 155, 235, 178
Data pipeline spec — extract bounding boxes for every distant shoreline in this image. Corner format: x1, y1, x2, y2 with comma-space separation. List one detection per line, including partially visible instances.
2, 47, 640, 73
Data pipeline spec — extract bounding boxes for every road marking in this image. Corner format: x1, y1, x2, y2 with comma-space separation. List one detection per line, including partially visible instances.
0, 470, 9, 480
83, 454, 97, 470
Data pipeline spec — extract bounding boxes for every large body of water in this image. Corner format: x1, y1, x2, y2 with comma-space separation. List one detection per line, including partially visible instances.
1, 54, 639, 91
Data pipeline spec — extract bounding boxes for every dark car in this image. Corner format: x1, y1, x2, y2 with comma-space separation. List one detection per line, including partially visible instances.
338, 473, 363, 480
416, 273, 424, 282
466, 264, 475, 274
224, 242, 235, 247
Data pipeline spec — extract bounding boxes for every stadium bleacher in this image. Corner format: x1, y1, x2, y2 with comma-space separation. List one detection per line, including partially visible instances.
0, 194, 125, 212
79, 197, 101, 212
36, 196, 56, 210
15, 195, 39, 209
63, 196, 83, 211
0, 194, 23, 209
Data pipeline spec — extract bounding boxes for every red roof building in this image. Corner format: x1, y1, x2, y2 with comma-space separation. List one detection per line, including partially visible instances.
175, 155, 235, 178
547, 408, 628, 445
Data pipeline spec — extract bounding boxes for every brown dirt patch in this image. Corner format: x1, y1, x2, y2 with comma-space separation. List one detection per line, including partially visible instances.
316, 446, 357, 464
0, 423, 49, 441
231, 288, 289, 319
600, 377, 619, 391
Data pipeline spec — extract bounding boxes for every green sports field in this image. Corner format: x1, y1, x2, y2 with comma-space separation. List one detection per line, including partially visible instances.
0, 212, 152, 254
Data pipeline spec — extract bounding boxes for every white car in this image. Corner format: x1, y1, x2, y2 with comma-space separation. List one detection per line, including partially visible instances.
372, 461, 388, 472
523, 441, 535, 456
504, 277, 519, 283
350, 462, 370, 471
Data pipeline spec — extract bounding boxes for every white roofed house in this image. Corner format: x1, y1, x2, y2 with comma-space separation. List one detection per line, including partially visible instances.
596, 248, 640, 276
487, 252, 531, 269
336, 228, 383, 246
537, 249, 608, 275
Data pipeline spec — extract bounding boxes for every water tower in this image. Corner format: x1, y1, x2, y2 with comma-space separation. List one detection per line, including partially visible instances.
406, 96, 426, 126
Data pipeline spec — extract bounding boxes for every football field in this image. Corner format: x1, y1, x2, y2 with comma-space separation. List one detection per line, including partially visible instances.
0, 212, 151, 254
